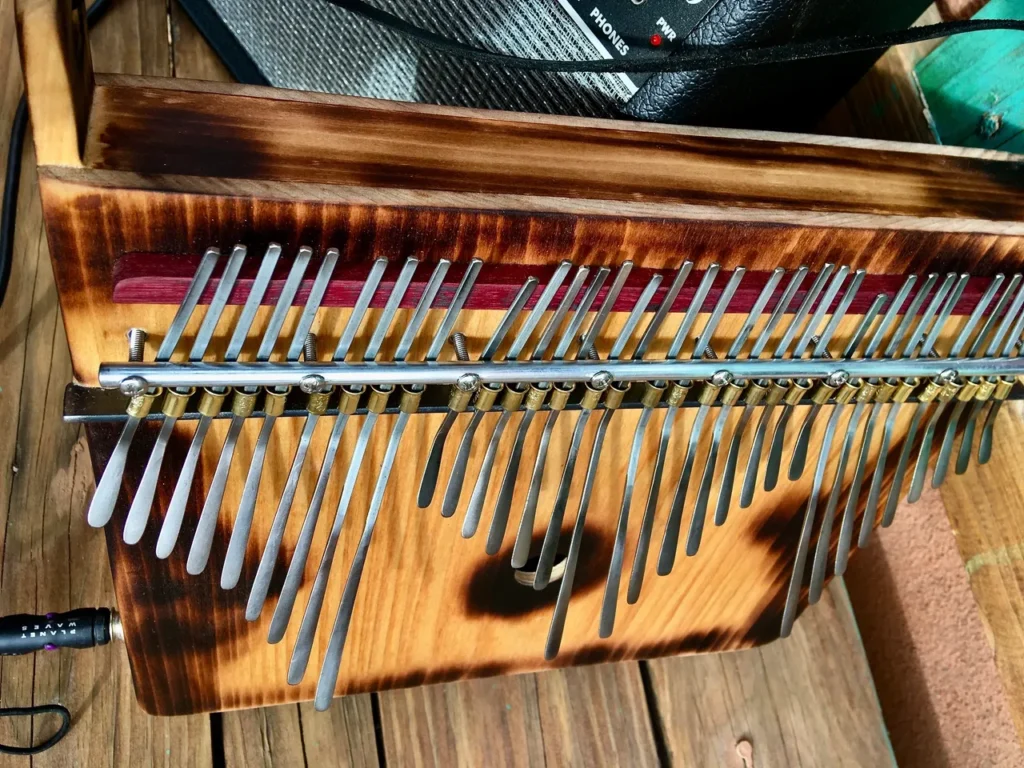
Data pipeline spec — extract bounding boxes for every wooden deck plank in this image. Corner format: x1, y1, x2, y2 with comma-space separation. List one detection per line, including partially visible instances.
378, 666, 659, 768
645, 583, 895, 767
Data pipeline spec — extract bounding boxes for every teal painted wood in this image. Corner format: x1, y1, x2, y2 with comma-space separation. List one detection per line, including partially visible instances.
915, 0, 1024, 152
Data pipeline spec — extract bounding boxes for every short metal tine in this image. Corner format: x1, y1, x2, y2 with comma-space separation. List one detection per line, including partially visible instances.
907, 275, 972, 503
488, 266, 592, 556
714, 268, 794, 536
977, 276, 1024, 465
657, 267, 746, 576
933, 275, 1005, 488
244, 258, 412, 619
268, 259, 447, 641
187, 248, 318, 575
738, 267, 811, 508
123, 245, 247, 545
425, 259, 483, 362
882, 277, 974, 528
788, 268, 863, 482
761, 265, 836, 492
285, 249, 339, 361
512, 267, 610, 566
793, 265, 846, 359
634, 262, 694, 358
461, 262, 574, 539
334, 260, 389, 361
302, 262, 476, 695
88, 248, 220, 529
626, 265, 721, 598
440, 279, 539, 517
156, 245, 280, 558
532, 264, 637, 586
687, 269, 780, 555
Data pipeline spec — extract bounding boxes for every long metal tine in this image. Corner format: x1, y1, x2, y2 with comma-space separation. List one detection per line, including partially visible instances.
530, 263, 638, 588
87, 248, 221, 529
761, 265, 838, 493
486, 267, 593, 556
713, 269, 798, 535
511, 266, 614, 567
122, 245, 248, 545
837, 275, 919, 569
155, 245, 282, 558
657, 267, 747, 576
736, 267, 811, 509
687, 270, 783, 557
186, 247, 318, 575
222, 259, 390, 590
438, 279, 540, 517
625, 265, 721, 598
459, 262, 574, 538
958, 275, 1021, 474
239, 258, 393, 610
931, 276, 1006, 488
812, 294, 888, 586
264, 258, 445, 637
787, 268, 864, 481
298, 263, 476, 696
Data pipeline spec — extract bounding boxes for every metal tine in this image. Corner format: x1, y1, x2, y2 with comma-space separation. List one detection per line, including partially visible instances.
511, 266, 614, 568
219, 248, 340, 575
657, 267, 747, 577
856, 273, 948, 543
531, 263, 638, 589
787, 268, 866, 481
687, 269, 785, 555
536, 263, 691, 587
837, 275, 920, 570
459, 262, 574, 538
87, 248, 221, 529
185, 247, 317, 575
932, 276, 1007, 488
713, 268, 801, 527
122, 245, 247, 545
811, 293, 889, 589
625, 265, 721, 601
262, 258, 444, 636
906, 274, 976, 503
414, 259, 486, 508
439, 279, 540, 517
245, 258, 409, 621
155, 245, 282, 558
296, 261, 475, 694
879, 274, 972, 527
735, 268, 812, 509
221, 258, 390, 590
782, 288, 888, 626
760, 265, 837, 493
977, 287, 1024, 465
486, 266, 593, 556
555, 274, 664, 638
958, 275, 1021, 474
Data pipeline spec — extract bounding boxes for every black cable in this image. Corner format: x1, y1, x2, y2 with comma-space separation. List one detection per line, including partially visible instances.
0, 704, 72, 756
0, 0, 114, 309
326, 0, 1024, 74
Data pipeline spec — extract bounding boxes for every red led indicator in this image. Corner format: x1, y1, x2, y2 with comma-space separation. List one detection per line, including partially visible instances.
650, 33, 663, 47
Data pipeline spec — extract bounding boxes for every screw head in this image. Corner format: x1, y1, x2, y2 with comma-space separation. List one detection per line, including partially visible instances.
939, 368, 958, 384
711, 371, 734, 387
300, 374, 327, 394
826, 370, 850, 388
120, 376, 148, 396
456, 373, 480, 392
590, 371, 613, 390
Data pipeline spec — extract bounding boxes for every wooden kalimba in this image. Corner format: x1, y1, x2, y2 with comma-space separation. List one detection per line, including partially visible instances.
15, 0, 1024, 715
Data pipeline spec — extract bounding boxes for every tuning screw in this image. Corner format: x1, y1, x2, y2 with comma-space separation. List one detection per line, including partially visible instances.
120, 376, 149, 396
450, 332, 470, 362
126, 328, 147, 362
300, 374, 327, 394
